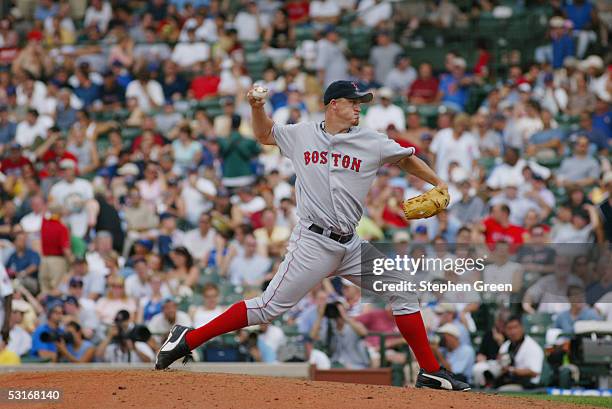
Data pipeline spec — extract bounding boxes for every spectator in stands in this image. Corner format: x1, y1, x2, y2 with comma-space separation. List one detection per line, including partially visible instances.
554, 285, 601, 334
449, 178, 486, 227
0, 263, 13, 347
545, 17, 576, 69
253, 208, 290, 258
123, 188, 159, 250
257, 322, 287, 363
167, 246, 198, 295
30, 302, 64, 361
39, 203, 71, 296
6, 231, 40, 295
430, 113, 479, 181
217, 114, 261, 188
183, 212, 217, 266
437, 57, 474, 112
357, 305, 405, 367
364, 88, 405, 132
384, 54, 417, 96
226, 234, 271, 288
125, 69, 164, 113
526, 109, 566, 159
563, 0, 598, 58
310, 302, 370, 369
48, 158, 94, 239
473, 308, 510, 388
551, 205, 599, 243
96, 310, 154, 363
476, 316, 544, 389
6, 299, 32, 357
370, 31, 403, 86
431, 323, 475, 384
0, 106, 16, 149
15, 109, 49, 149
480, 204, 528, 247
84, 0, 112, 34
315, 25, 348, 88
190, 61, 220, 100
310, 0, 341, 27
592, 93, 611, 137
358, 0, 392, 28
171, 27, 211, 70
95, 276, 137, 326
522, 254, 584, 315
148, 298, 192, 343
190, 283, 225, 328
56, 321, 95, 363
125, 258, 152, 299
432, 303, 471, 346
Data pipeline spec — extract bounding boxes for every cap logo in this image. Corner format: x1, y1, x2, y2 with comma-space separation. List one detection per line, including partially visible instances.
351, 82, 359, 90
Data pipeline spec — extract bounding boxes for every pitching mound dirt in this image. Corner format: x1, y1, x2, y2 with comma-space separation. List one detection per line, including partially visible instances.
0, 370, 584, 409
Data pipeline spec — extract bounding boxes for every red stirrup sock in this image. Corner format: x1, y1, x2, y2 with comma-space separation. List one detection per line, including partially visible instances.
185, 301, 248, 350
394, 311, 440, 373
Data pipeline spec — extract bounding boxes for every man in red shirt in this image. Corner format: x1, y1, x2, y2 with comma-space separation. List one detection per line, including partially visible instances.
481, 204, 528, 250
39, 203, 72, 296
190, 61, 220, 100
357, 306, 406, 367
0, 143, 33, 178
131, 117, 165, 153
408, 62, 439, 105
37, 128, 78, 167
285, 0, 310, 25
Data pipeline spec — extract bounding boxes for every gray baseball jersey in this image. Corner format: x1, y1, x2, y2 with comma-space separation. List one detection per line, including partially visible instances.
272, 121, 415, 234
245, 121, 419, 326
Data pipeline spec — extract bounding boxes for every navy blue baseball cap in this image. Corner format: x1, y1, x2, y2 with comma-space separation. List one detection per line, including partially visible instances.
323, 81, 373, 105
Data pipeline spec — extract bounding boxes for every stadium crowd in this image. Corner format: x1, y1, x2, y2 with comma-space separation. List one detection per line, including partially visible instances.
0, 0, 610, 390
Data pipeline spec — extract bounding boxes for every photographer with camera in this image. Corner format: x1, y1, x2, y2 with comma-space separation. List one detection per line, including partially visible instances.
30, 302, 66, 362
475, 316, 544, 389
55, 321, 95, 363
309, 301, 370, 369
95, 310, 155, 363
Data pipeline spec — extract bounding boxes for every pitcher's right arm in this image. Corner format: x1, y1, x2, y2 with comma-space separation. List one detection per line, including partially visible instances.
247, 88, 276, 146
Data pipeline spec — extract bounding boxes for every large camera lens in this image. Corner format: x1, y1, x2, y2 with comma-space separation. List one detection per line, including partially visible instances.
40, 331, 59, 343
324, 302, 340, 319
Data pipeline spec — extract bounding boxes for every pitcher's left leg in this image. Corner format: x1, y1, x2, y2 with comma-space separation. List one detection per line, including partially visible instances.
337, 238, 470, 391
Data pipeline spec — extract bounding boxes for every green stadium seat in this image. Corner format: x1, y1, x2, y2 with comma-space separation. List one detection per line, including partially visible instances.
347, 27, 373, 59
523, 313, 553, 338
295, 26, 316, 42
242, 40, 263, 53
121, 127, 141, 142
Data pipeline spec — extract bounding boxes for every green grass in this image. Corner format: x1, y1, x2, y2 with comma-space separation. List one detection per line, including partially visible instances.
508, 393, 612, 408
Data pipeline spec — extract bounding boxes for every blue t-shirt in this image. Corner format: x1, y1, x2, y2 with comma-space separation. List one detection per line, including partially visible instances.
74, 84, 102, 107
6, 249, 40, 276
554, 307, 601, 333
530, 128, 567, 145
66, 340, 95, 361
0, 122, 16, 145
31, 324, 64, 357
143, 299, 163, 322
592, 111, 612, 139
439, 73, 470, 111
552, 34, 575, 69
564, 2, 593, 30
445, 343, 475, 382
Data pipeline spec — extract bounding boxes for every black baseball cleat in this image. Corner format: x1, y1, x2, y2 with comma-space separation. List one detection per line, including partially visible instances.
155, 325, 194, 370
415, 367, 471, 391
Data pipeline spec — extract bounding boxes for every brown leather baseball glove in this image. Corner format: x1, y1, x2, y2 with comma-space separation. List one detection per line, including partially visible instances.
402, 186, 450, 220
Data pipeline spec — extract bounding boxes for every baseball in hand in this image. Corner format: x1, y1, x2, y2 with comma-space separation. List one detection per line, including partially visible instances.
251, 86, 269, 100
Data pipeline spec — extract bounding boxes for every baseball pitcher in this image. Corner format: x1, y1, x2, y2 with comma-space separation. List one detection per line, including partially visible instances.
155, 81, 468, 391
